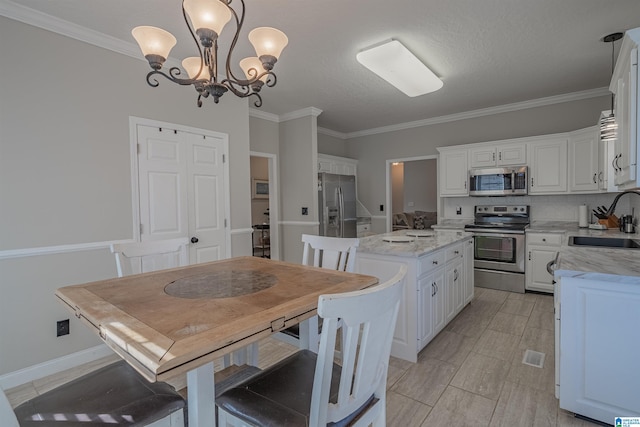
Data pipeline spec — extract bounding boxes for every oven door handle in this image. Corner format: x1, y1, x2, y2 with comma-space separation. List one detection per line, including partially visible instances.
471, 231, 525, 238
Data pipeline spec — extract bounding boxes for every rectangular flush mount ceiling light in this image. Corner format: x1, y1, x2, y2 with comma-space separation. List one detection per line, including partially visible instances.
356, 39, 443, 97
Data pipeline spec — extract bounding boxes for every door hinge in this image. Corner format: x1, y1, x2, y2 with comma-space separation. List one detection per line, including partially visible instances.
223, 154, 226, 163
224, 218, 227, 228
140, 224, 143, 235
137, 143, 141, 154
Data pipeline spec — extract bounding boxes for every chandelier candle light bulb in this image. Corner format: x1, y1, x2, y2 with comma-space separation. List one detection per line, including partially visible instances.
131, 0, 288, 107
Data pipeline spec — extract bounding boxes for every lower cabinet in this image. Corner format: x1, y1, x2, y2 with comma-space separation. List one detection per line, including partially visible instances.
525, 232, 562, 293
356, 237, 474, 363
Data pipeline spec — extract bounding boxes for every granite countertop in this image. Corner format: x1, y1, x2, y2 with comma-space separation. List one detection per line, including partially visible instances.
432, 219, 471, 230
526, 221, 580, 233
358, 229, 472, 258
549, 227, 640, 276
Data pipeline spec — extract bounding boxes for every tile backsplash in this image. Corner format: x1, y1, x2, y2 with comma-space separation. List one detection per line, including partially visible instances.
442, 193, 640, 223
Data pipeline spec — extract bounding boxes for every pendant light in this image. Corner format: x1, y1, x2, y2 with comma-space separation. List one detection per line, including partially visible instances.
600, 32, 623, 142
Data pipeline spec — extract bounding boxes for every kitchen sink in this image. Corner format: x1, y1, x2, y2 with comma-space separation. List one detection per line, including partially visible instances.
568, 236, 640, 249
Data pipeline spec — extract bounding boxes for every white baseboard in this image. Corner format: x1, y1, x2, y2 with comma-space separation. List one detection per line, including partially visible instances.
0, 344, 112, 390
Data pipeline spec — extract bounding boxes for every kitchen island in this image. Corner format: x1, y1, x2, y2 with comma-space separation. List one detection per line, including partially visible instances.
356, 229, 474, 362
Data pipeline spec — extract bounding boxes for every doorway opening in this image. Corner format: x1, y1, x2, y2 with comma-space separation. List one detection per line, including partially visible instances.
386, 155, 439, 232
250, 152, 279, 259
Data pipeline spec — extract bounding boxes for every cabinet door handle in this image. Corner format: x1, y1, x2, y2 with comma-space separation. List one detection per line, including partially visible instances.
454, 269, 458, 281
593, 173, 597, 184
542, 238, 546, 242
433, 260, 438, 265
499, 151, 502, 161
598, 171, 604, 182
528, 251, 532, 261
493, 152, 496, 161
454, 250, 459, 255
531, 177, 534, 187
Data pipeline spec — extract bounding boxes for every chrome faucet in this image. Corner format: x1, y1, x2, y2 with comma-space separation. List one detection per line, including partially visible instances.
605, 190, 640, 216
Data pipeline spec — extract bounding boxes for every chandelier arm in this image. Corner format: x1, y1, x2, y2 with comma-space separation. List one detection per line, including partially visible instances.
182, 0, 208, 80
220, 78, 252, 97
251, 92, 263, 108
223, 0, 256, 85
146, 69, 202, 87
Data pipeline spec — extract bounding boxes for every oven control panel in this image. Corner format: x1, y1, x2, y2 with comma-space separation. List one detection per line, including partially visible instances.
475, 205, 529, 214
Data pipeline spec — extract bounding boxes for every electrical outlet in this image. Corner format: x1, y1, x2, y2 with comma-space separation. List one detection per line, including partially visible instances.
57, 319, 70, 337
301, 207, 308, 215
379, 204, 384, 212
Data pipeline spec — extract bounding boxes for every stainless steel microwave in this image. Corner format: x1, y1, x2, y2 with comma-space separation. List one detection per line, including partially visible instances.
469, 166, 528, 196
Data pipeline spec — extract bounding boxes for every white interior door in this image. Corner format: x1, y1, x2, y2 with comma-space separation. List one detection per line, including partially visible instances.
136, 123, 228, 263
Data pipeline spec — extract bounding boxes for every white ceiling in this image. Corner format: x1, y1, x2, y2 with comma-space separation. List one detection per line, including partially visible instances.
4, 0, 640, 134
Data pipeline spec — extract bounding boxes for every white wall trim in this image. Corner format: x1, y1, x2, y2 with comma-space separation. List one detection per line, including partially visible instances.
279, 221, 320, 226
230, 228, 254, 235
0, 344, 113, 389
345, 87, 610, 139
0, 239, 134, 260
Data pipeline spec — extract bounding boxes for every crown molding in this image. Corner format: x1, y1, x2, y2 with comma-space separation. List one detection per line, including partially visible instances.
280, 107, 323, 122
345, 87, 610, 139
318, 127, 348, 140
249, 108, 280, 123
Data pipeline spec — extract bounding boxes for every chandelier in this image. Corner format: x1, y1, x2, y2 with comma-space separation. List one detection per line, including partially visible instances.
131, 0, 288, 107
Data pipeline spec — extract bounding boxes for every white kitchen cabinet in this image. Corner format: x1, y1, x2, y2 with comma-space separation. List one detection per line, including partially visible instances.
356, 236, 473, 362
438, 148, 468, 196
558, 275, 640, 424
529, 137, 568, 194
525, 232, 561, 293
600, 132, 618, 192
610, 29, 640, 188
463, 237, 474, 305
317, 154, 357, 176
568, 126, 600, 193
469, 143, 526, 168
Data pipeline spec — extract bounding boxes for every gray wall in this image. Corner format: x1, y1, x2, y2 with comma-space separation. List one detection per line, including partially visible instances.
0, 17, 253, 374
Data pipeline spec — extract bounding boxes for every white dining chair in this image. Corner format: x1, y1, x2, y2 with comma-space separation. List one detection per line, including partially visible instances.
216, 264, 407, 427
5, 361, 186, 427
110, 237, 190, 277
276, 234, 359, 352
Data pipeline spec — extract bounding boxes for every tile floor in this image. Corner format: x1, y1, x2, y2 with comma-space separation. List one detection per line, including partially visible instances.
6, 287, 602, 426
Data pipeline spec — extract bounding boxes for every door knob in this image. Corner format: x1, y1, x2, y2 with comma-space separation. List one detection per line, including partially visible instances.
191, 237, 199, 243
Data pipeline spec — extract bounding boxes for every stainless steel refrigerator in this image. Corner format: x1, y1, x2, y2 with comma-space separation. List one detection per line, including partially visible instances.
318, 173, 357, 238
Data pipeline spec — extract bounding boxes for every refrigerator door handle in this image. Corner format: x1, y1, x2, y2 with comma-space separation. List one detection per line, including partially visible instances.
338, 186, 344, 238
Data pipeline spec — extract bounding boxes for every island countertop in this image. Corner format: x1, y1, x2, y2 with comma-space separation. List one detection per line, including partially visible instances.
358, 229, 473, 258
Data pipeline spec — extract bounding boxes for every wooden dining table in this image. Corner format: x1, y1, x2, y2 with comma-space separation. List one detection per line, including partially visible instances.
55, 256, 378, 427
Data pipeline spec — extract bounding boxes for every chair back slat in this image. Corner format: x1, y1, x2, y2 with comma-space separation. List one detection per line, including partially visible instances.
310, 264, 406, 426
0, 388, 19, 427
301, 234, 359, 273
110, 238, 189, 277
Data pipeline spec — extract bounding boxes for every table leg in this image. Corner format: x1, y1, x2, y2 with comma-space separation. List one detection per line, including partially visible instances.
299, 316, 319, 353
187, 361, 216, 427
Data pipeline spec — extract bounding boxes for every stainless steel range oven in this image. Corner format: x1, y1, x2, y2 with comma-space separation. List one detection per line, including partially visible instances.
464, 205, 530, 293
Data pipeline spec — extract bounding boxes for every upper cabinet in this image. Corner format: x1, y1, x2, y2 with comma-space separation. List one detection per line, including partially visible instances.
568, 126, 600, 193
529, 137, 568, 194
438, 148, 468, 196
469, 143, 526, 168
317, 154, 357, 176
611, 28, 640, 189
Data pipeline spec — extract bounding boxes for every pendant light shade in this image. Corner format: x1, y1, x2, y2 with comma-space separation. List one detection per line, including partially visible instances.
240, 57, 268, 82
182, 57, 210, 79
132, 26, 177, 60
183, 0, 232, 36
249, 27, 289, 67
600, 32, 623, 142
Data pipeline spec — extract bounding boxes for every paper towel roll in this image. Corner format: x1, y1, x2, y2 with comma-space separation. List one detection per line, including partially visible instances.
579, 205, 588, 228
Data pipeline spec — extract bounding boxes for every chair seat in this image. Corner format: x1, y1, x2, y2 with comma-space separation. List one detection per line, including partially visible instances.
13, 361, 186, 426
216, 350, 373, 427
